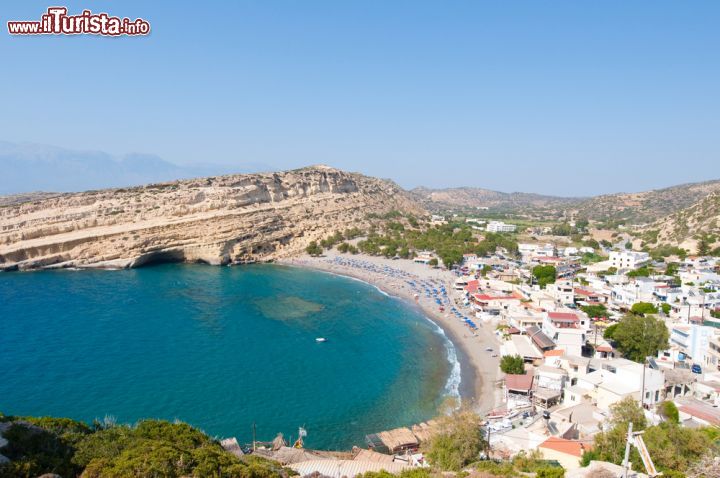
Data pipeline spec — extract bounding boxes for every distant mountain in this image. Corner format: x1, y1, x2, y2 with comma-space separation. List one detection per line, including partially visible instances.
410, 186, 584, 217
413, 180, 720, 224
0, 141, 274, 195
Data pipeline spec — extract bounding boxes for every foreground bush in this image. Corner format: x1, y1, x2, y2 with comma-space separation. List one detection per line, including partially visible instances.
0, 414, 292, 478
423, 409, 487, 471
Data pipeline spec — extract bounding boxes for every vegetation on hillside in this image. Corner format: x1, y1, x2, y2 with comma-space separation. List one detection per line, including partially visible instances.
323, 217, 520, 269
0, 414, 292, 478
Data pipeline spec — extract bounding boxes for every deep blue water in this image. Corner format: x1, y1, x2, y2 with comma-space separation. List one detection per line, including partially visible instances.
0, 264, 455, 449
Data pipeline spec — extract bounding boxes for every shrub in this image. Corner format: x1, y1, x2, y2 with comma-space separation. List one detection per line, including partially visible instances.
500, 355, 525, 375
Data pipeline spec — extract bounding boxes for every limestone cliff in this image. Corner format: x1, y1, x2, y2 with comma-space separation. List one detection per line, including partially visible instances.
0, 166, 424, 271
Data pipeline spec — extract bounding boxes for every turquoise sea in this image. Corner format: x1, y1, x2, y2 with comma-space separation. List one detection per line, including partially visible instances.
0, 264, 457, 450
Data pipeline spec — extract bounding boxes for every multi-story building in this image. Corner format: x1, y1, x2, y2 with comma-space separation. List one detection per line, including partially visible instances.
609, 250, 651, 271
547, 280, 575, 306
541, 311, 589, 356
706, 334, 720, 371
576, 358, 664, 411
668, 324, 718, 365
486, 221, 517, 233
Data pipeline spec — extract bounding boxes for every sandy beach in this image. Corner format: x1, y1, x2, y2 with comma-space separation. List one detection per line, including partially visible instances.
281, 251, 503, 416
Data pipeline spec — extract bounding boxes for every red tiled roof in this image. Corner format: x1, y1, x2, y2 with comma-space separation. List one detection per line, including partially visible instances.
678, 404, 720, 426
574, 288, 596, 296
596, 345, 613, 352
548, 312, 579, 321
544, 349, 564, 357
505, 373, 534, 392
465, 280, 479, 293
474, 294, 517, 301
539, 437, 586, 457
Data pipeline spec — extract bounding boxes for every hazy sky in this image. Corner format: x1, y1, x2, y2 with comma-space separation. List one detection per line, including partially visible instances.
2, 1, 719, 196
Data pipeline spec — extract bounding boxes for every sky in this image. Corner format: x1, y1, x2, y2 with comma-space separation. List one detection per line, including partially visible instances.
1, 1, 719, 196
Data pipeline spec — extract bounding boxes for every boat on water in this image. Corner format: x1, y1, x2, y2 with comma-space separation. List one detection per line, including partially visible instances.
315, 337, 327, 343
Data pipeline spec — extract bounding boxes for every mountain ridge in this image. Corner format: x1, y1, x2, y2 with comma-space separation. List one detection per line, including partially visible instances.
412, 179, 720, 223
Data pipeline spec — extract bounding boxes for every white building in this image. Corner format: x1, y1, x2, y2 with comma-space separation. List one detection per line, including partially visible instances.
547, 280, 575, 306
707, 335, 720, 372
609, 251, 651, 271
486, 221, 517, 233
430, 214, 447, 225
668, 324, 718, 365
576, 358, 665, 411
541, 311, 589, 357
563, 247, 579, 257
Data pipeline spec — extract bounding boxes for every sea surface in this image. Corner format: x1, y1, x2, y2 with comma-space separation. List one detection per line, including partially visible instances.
0, 264, 457, 449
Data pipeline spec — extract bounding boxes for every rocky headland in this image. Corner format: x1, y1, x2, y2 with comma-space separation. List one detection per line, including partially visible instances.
0, 166, 422, 271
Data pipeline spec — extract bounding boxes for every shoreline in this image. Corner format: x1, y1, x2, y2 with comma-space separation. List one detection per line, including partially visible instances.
279, 251, 502, 416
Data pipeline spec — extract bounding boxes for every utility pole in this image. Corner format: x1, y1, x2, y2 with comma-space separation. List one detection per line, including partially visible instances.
622, 422, 634, 478
252, 422, 257, 452
640, 357, 647, 409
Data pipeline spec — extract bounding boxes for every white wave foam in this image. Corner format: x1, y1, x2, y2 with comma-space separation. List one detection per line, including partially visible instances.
422, 317, 461, 401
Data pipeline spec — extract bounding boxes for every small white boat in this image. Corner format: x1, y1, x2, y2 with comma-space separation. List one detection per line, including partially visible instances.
315, 337, 327, 343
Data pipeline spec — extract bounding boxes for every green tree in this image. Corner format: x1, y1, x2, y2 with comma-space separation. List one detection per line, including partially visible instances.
660, 401, 679, 424
500, 355, 525, 375
661, 303, 671, 315
627, 266, 652, 278
611, 314, 669, 362
305, 241, 323, 256
428, 258, 439, 267
603, 323, 618, 340
424, 409, 486, 471
581, 304, 608, 319
697, 235, 711, 256
630, 302, 658, 316
532, 265, 557, 289
575, 218, 590, 230
625, 241, 633, 249
552, 223, 573, 236
583, 239, 600, 249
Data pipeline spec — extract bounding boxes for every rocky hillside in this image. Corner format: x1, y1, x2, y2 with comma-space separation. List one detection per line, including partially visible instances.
0, 166, 423, 271
572, 180, 720, 224
646, 191, 720, 251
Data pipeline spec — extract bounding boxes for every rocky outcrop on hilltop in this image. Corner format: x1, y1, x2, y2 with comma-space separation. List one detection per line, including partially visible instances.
0, 166, 424, 271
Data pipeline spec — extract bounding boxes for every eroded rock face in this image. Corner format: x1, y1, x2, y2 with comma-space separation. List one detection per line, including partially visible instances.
0, 166, 423, 271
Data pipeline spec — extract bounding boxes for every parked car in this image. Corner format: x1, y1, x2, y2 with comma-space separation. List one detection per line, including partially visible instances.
691, 364, 702, 374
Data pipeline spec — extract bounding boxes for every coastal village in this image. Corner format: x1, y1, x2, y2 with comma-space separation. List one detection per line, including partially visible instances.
271, 211, 720, 478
